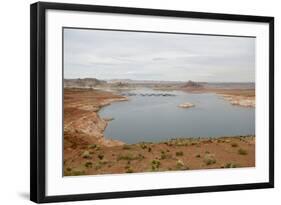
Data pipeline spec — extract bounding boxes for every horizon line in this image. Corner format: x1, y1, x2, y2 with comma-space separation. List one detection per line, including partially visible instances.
64, 78, 255, 83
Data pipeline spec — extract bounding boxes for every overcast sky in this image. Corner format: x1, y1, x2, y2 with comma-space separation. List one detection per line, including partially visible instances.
64, 28, 255, 82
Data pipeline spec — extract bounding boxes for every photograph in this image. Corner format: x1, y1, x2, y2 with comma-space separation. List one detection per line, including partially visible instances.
63, 28, 256, 176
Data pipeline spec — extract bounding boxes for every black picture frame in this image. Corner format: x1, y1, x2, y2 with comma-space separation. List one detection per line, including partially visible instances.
30, 1, 274, 203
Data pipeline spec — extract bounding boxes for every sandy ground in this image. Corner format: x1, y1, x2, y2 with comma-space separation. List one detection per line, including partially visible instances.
64, 88, 255, 176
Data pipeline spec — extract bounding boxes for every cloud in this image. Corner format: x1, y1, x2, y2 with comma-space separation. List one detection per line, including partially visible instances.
64, 28, 255, 82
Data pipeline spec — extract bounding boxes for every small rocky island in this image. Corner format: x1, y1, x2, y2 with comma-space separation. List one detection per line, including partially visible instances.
178, 102, 195, 108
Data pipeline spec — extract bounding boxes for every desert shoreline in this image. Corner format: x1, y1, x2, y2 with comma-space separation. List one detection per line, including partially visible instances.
64, 88, 255, 176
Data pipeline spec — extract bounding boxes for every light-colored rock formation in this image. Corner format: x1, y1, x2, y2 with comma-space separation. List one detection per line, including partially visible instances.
178, 102, 195, 108
221, 95, 255, 107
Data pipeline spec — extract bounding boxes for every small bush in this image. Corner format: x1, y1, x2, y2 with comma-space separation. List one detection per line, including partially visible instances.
176, 151, 184, 156
195, 154, 201, 158
204, 154, 216, 165
204, 158, 216, 165
99, 160, 108, 165
148, 147, 152, 152
117, 154, 140, 161
71, 169, 85, 176
125, 167, 134, 173
84, 161, 93, 168
82, 151, 91, 159
151, 159, 161, 171
176, 160, 189, 170
98, 154, 104, 160
159, 151, 171, 160
231, 142, 238, 147
138, 153, 145, 159
238, 148, 248, 155
88, 144, 97, 149
224, 163, 238, 168
140, 143, 147, 149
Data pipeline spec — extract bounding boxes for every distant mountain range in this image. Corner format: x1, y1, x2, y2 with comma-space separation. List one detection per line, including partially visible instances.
107, 79, 184, 84
64, 78, 255, 89
64, 78, 106, 88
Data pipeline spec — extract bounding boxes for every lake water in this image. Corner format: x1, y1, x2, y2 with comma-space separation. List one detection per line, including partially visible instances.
99, 89, 255, 144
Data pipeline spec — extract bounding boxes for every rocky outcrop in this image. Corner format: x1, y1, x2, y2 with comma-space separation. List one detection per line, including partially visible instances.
64, 88, 127, 147
181, 80, 203, 88
64, 78, 106, 88
221, 95, 255, 107
178, 102, 195, 108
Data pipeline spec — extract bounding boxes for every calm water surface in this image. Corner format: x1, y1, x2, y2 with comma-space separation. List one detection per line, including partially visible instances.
99, 89, 255, 144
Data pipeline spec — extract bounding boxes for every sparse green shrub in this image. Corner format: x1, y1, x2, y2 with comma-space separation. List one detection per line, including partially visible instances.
140, 143, 147, 149
138, 153, 145, 159
204, 158, 216, 165
82, 151, 91, 159
99, 160, 108, 165
176, 160, 189, 170
159, 150, 171, 160
84, 161, 93, 168
164, 139, 190, 147
176, 151, 184, 156
204, 154, 216, 165
98, 154, 104, 160
71, 169, 85, 176
151, 159, 161, 171
117, 154, 140, 161
238, 148, 248, 155
224, 163, 238, 168
88, 144, 97, 149
125, 167, 134, 173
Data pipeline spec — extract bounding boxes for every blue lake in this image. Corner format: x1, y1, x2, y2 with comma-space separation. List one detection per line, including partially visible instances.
99, 89, 255, 144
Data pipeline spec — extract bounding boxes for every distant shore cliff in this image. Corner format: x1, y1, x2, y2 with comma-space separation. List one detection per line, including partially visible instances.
64, 78, 106, 88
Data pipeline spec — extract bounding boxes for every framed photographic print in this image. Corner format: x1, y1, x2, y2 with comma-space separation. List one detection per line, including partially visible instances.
30, 2, 274, 203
